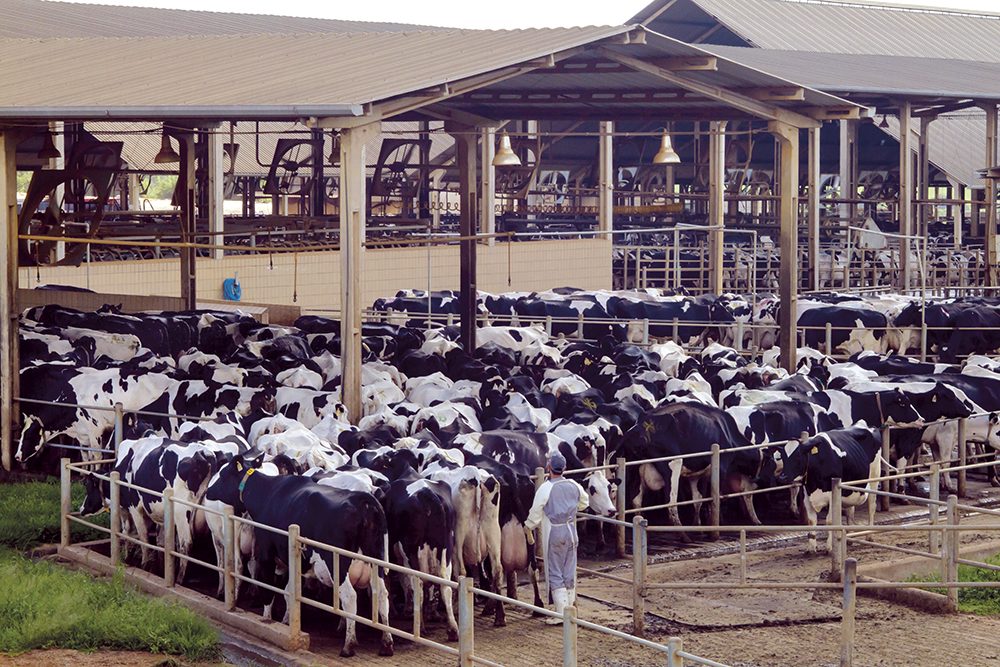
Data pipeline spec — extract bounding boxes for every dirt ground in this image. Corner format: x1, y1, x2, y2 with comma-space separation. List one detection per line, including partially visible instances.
0, 651, 211, 667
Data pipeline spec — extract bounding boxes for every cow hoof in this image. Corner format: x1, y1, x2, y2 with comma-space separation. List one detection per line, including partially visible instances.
493, 616, 506, 628
340, 646, 356, 658
447, 628, 459, 642
531, 608, 546, 618
379, 642, 395, 657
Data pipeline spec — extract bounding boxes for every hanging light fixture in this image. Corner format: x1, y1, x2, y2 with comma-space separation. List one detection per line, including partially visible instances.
652, 129, 681, 164
492, 131, 521, 167
37, 129, 61, 160
154, 128, 180, 164
878, 114, 890, 130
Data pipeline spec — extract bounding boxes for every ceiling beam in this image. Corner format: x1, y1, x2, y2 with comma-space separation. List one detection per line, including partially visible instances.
741, 87, 806, 102
598, 47, 821, 128
913, 100, 978, 117
800, 105, 866, 120
650, 56, 718, 72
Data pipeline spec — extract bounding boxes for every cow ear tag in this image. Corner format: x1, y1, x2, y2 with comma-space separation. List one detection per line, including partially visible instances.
584, 358, 592, 366
236, 461, 243, 472
810, 446, 819, 455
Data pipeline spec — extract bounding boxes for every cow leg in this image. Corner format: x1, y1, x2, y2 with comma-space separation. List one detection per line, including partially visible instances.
740, 476, 762, 526
208, 517, 225, 598
688, 478, 704, 526
666, 460, 688, 541
131, 506, 153, 568
339, 574, 359, 658
439, 556, 459, 642
174, 508, 194, 585
789, 485, 801, 519
375, 570, 394, 656
802, 491, 819, 553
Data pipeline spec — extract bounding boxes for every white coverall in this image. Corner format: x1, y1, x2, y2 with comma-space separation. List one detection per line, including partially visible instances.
526, 475, 588, 620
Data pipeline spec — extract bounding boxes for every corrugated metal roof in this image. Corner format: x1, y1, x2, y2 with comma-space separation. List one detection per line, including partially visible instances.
881, 111, 989, 188
634, 0, 1000, 62
2, 0, 439, 37
0, 26, 629, 119
703, 46, 1000, 100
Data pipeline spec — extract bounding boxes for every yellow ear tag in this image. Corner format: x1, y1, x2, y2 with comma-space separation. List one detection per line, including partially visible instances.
584, 358, 592, 366
810, 446, 819, 455
236, 462, 243, 472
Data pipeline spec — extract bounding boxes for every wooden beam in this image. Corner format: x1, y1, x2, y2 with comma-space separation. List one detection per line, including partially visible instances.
808, 126, 821, 292
898, 100, 914, 290
691, 23, 723, 44
480, 127, 496, 243
771, 121, 800, 374
599, 47, 820, 128
448, 123, 479, 352
178, 131, 197, 310
708, 120, 725, 294
914, 100, 977, 117
839, 119, 858, 223
801, 106, 865, 120
339, 122, 379, 423
206, 127, 225, 260
650, 56, 718, 72
742, 87, 806, 102
983, 102, 999, 286
598, 121, 614, 233
0, 130, 14, 471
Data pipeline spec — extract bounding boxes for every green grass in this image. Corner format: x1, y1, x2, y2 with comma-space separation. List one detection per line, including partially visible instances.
910, 553, 1000, 615
0, 548, 219, 660
0, 480, 108, 550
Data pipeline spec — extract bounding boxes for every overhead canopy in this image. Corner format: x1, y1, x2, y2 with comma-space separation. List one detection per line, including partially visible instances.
631, 0, 1000, 62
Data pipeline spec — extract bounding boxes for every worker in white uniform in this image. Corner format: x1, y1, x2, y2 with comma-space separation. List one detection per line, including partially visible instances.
525, 451, 588, 624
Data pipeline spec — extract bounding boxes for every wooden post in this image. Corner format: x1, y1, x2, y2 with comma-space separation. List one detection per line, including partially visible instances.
207, 126, 225, 260
562, 605, 577, 667
177, 131, 197, 309
880, 426, 891, 511
632, 516, 647, 637
616, 457, 627, 558
113, 402, 124, 453
958, 418, 968, 498
983, 103, 998, 286
667, 637, 684, 667
412, 574, 423, 640
0, 130, 16, 471
945, 495, 960, 611
918, 116, 934, 241
287, 524, 302, 643
163, 488, 176, 586
709, 443, 721, 540
339, 122, 378, 423
930, 463, 941, 555
840, 558, 858, 667
458, 576, 474, 667
60, 458, 72, 548
772, 121, 800, 374
109, 471, 121, 565
708, 121, 726, 295
480, 128, 496, 245
808, 126, 822, 291
899, 100, 914, 290
598, 121, 613, 234
448, 123, 479, 353
222, 507, 236, 610
839, 119, 858, 223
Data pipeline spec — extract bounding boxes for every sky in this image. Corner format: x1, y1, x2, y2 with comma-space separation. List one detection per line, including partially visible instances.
59, 0, 1000, 29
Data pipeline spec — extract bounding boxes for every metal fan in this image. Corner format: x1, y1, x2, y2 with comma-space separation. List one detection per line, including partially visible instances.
263, 138, 315, 196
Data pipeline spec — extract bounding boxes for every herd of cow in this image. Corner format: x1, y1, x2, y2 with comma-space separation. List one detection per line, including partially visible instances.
12, 290, 1000, 656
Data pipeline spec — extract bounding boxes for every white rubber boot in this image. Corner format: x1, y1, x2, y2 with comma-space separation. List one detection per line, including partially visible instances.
545, 587, 568, 625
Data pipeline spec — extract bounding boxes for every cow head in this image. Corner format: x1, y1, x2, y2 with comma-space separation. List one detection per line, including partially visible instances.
205, 452, 265, 512
15, 416, 46, 463
584, 469, 619, 517
880, 389, 923, 426
80, 471, 110, 516
911, 383, 976, 422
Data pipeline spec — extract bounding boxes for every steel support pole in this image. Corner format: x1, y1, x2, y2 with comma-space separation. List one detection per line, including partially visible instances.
207, 127, 225, 260
481, 128, 496, 245
899, 101, 914, 290
808, 126, 822, 291
598, 121, 613, 233
773, 122, 800, 373
448, 123, 479, 353
339, 122, 379, 423
983, 103, 998, 286
178, 131, 197, 309
0, 131, 15, 471
708, 121, 726, 294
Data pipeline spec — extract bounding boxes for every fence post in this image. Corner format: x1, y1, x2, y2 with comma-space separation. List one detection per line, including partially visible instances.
576, 312, 584, 339
222, 507, 236, 610
632, 516, 647, 637
60, 458, 72, 549
709, 443, 721, 540
535, 466, 546, 562
163, 488, 175, 587
113, 402, 124, 454
562, 605, 578, 667
831, 477, 843, 578
458, 576, 474, 667
945, 495, 960, 612
957, 418, 968, 498
739, 529, 748, 584
545, 315, 553, 337
825, 322, 833, 355
841, 558, 858, 667
412, 574, 423, 641
920, 322, 928, 362
736, 319, 745, 351
641, 319, 649, 346
287, 524, 302, 644
109, 471, 121, 565
879, 426, 891, 511
615, 458, 627, 558
929, 463, 941, 555
666, 637, 684, 667
672, 317, 679, 344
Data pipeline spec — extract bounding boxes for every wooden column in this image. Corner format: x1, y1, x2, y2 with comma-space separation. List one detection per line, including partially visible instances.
448, 124, 479, 352
898, 101, 914, 290
948, 178, 963, 249
598, 121, 614, 233
838, 119, 858, 223
983, 103, 998, 286
708, 121, 726, 294
0, 131, 15, 470
808, 126, 822, 291
339, 122, 379, 423
177, 130, 197, 309
311, 127, 326, 218
206, 127, 225, 260
772, 122, 800, 374
919, 116, 934, 238
480, 128, 496, 245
